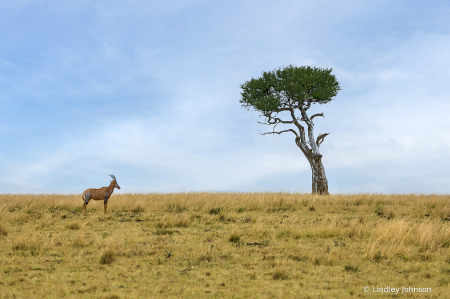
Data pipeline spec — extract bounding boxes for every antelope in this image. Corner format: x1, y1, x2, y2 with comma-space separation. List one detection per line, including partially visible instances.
82, 175, 120, 214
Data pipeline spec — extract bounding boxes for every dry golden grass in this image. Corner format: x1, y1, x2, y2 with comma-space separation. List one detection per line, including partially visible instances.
0, 193, 449, 298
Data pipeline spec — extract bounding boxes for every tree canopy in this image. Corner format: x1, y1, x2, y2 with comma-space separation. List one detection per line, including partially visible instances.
240, 65, 340, 113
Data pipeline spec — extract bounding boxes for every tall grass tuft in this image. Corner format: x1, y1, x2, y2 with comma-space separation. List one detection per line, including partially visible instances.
0, 223, 7, 236
12, 234, 41, 255
100, 248, 116, 265
229, 232, 241, 243
272, 268, 289, 280
66, 222, 80, 230
72, 234, 87, 248
131, 205, 145, 214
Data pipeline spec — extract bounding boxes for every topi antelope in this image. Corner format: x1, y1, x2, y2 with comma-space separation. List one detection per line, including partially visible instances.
82, 175, 120, 214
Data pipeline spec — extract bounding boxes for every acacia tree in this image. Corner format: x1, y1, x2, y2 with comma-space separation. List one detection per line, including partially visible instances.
240, 65, 340, 195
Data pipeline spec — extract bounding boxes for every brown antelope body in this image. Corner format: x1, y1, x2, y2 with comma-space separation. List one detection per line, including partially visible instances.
82, 175, 120, 214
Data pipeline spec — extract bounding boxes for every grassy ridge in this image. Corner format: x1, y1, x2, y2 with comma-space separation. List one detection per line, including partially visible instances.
0, 193, 449, 298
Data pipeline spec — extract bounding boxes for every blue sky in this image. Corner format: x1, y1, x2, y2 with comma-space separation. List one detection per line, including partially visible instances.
0, 0, 449, 194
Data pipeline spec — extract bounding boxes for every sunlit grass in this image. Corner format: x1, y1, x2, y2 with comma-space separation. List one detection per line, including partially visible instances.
0, 193, 449, 298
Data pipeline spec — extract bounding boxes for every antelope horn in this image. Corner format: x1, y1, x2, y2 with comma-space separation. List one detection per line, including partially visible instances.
109, 174, 116, 181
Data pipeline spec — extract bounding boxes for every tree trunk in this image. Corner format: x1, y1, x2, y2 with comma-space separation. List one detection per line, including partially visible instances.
309, 155, 329, 195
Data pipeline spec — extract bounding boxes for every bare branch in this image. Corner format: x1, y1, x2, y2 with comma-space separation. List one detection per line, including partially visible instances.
310, 113, 325, 121
261, 129, 299, 138
297, 105, 318, 154
298, 105, 310, 125
272, 121, 279, 132
258, 116, 295, 126
270, 117, 295, 124
286, 108, 306, 145
298, 125, 307, 145
316, 133, 330, 148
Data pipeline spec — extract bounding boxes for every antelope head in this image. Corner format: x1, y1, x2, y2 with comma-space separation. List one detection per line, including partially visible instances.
109, 174, 121, 189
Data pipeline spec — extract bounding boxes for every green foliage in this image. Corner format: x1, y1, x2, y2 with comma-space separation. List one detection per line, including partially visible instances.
240, 65, 340, 113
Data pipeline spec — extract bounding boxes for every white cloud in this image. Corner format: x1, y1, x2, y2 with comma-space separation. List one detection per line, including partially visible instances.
0, 0, 449, 194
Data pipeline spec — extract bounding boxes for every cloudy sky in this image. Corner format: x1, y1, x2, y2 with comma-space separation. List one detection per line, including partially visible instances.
0, 0, 449, 194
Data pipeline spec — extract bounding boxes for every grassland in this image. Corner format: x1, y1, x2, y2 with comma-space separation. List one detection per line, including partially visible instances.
0, 193, 449, 298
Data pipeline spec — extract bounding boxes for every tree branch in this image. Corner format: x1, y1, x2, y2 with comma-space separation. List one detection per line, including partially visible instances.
298, 104, 320, 154
316, 133, 330, 148
288, 108, 307, 144
310, 113, 325, 121
258, 117, 295, 125
261, 129, 299, 138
